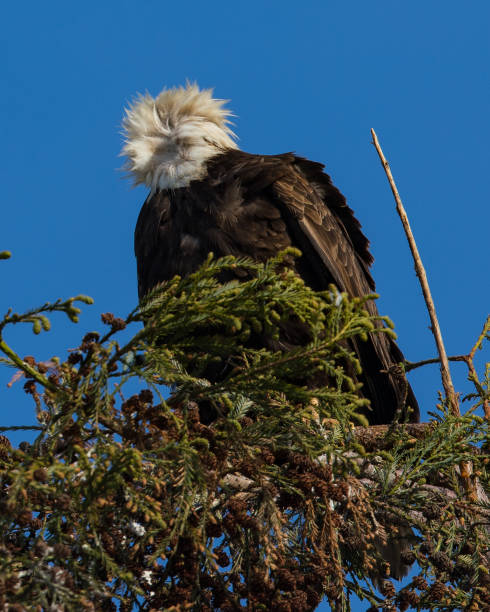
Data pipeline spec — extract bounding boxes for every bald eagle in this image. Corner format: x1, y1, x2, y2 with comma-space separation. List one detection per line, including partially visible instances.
121, 84, 418, 425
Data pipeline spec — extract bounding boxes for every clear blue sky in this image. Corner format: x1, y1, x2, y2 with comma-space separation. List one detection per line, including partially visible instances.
1, 2, 489, 610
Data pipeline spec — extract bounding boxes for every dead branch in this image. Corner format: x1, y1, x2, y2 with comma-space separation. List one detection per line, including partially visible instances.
405, 317, 489, 420
371, 128, 482, 500
405, 354, 470, 372
370, 129, 459, 417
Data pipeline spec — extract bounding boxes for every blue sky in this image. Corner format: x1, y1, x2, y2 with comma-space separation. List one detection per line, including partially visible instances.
1, 2, 489, 609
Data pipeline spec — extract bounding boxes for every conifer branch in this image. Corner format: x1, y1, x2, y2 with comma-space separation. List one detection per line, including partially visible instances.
0, 251, 488, 610
0, 338, 57, 392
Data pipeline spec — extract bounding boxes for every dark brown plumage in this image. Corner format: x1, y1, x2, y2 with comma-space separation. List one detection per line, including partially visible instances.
135, 150, 419, 425
124, 84, 418, 584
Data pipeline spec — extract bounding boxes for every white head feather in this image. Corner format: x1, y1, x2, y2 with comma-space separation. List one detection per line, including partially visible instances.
121, 83, 238, 192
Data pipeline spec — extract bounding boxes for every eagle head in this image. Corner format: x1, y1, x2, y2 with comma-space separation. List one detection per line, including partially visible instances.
121, 83, 237, 192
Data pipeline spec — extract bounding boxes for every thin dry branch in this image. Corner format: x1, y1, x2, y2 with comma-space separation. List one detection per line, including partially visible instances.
405, 319, 489, 421
370, 130, 482, 502
370, 129, 459, 417
405, 354, 470, 372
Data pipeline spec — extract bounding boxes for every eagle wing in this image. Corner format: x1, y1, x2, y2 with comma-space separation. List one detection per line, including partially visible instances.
273, 158, 374, 296
269, 155, 418, 423
134, 192, 171, 299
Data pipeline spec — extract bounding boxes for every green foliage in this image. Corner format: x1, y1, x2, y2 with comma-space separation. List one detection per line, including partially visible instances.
0, 251, 488, 611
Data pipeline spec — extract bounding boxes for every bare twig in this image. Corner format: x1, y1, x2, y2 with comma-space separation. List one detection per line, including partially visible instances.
0, 425, 43, 432
370, 131, 484, 502
405, 354, 468, 372
370, 129, 459, 417
405, 318, 489, 421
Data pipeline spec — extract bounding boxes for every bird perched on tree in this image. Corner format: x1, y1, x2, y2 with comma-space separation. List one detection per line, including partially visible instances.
121, 83, 418, 425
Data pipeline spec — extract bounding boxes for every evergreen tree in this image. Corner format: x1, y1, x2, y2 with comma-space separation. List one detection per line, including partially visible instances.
0, 249, 488, 611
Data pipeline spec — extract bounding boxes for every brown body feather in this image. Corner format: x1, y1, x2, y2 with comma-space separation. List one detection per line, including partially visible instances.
135, 150, 419, 425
